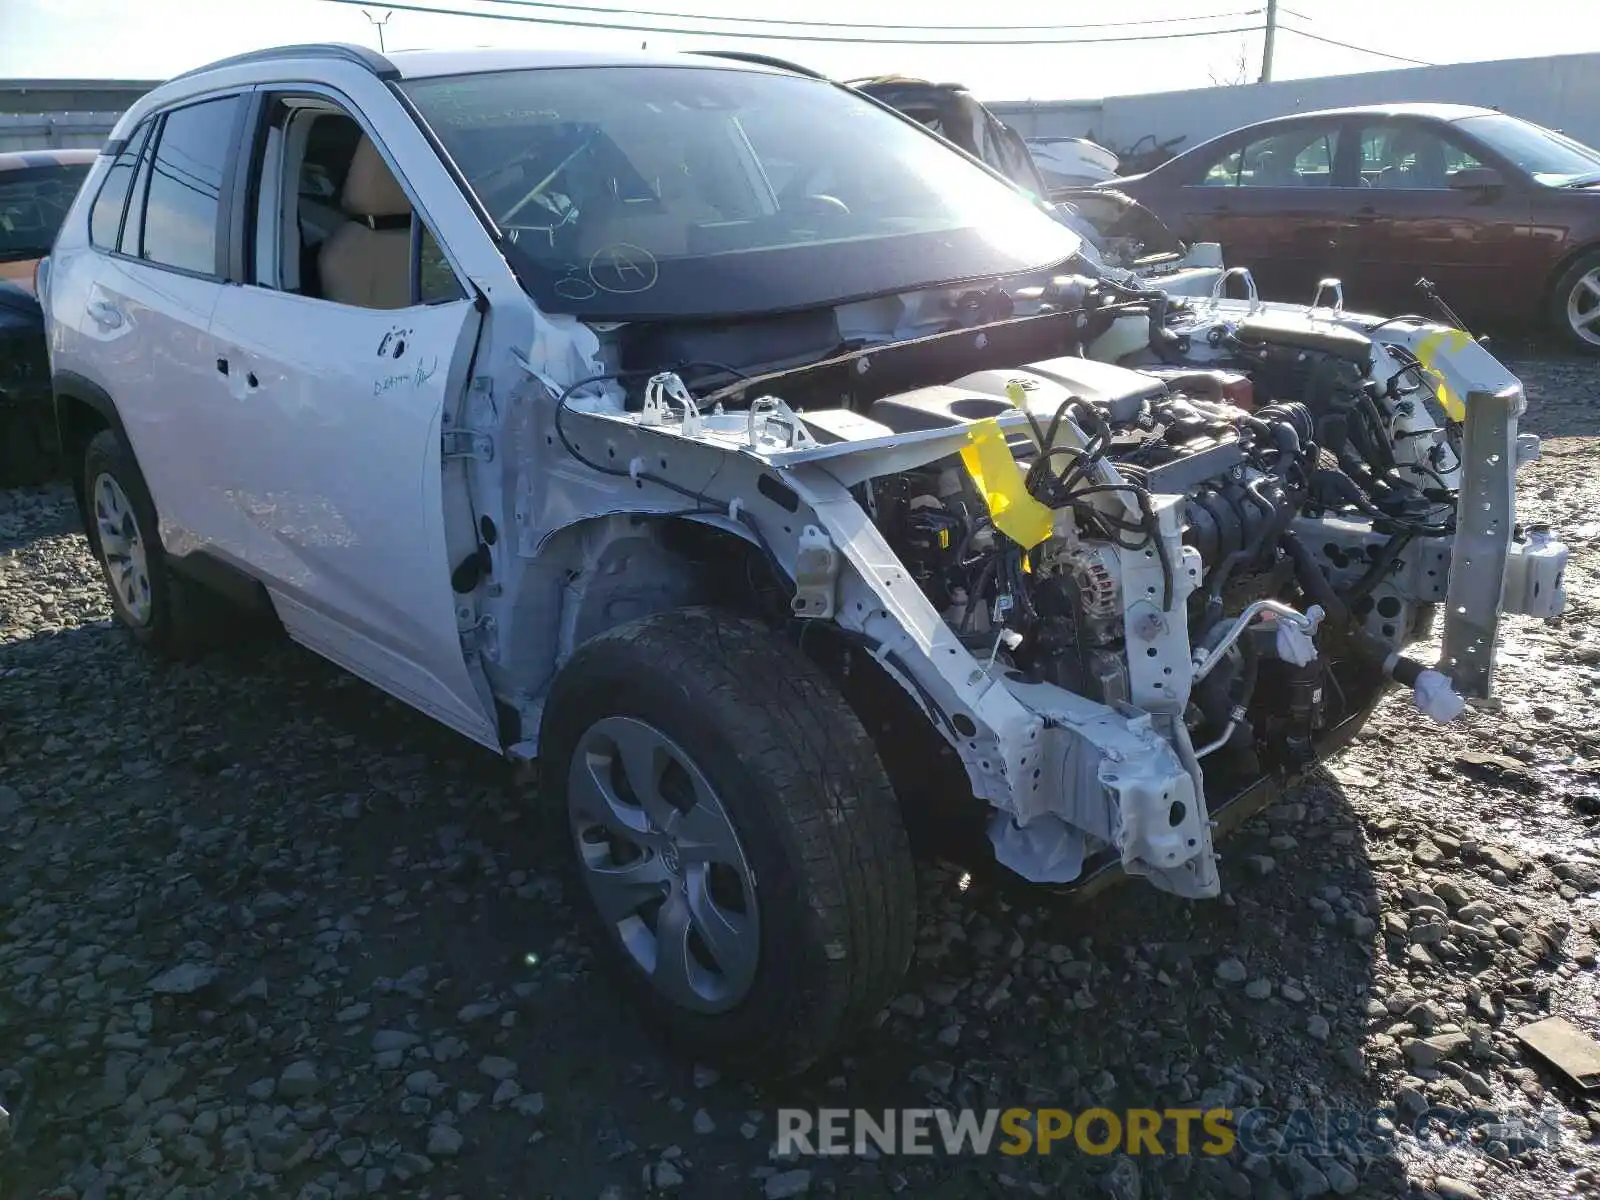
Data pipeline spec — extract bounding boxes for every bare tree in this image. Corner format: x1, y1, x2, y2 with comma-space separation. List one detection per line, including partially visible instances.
1208, 37, 1254, 87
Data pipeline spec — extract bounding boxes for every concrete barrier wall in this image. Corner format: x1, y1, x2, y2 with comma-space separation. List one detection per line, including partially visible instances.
0, 112, 121, 152
989, 51, 1600, 162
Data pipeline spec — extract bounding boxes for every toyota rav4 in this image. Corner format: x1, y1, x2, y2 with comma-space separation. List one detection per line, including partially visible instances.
40, 43, 1568, 1074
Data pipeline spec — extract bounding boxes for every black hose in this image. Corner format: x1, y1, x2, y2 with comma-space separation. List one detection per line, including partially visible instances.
1341, 532, 1414, 606
1281, 530, 1350, 626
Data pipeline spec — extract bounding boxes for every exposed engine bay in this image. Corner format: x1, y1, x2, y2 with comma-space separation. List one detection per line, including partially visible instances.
532, 268, 1569, 899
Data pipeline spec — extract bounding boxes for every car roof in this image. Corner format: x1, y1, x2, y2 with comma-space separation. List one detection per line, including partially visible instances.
1241, 102, 1501, 127
388, 46, 790, 78
166, 42, 796, 87
0, 147, 99, 172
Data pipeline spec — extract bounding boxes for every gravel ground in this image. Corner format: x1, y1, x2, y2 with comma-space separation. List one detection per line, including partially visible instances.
3, 350, 1599, 1200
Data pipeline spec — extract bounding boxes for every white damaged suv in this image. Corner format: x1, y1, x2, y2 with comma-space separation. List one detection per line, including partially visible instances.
41, 43, 1568, 1073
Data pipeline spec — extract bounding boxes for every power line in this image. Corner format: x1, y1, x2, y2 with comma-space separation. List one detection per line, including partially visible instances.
316, 0, 1262, 46
1278, 26, 1435, 67
417, 1, 1266, 33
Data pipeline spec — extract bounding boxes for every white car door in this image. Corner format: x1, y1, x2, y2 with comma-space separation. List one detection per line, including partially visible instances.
206, 93, 498, 748
79, 95, 248, 557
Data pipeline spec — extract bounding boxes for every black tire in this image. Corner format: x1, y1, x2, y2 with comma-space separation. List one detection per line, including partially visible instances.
539, 607, 917, 1077
82, 427, 233, 660
1549, 248, 1600, 353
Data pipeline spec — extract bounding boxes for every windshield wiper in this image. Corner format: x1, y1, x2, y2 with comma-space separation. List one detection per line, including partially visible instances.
1559, 171, 1600, 187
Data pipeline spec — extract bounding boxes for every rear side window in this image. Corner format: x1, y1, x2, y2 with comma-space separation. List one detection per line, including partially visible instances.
90, 122, 152, 250
140, 96, 243, 275
0, 162, 92, 262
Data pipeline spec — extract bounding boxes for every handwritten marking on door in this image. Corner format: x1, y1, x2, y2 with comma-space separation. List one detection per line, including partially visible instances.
374, 355, 441, 397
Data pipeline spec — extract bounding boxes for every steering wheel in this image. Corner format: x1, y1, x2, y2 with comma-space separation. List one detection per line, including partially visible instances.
791, 193, 852, 219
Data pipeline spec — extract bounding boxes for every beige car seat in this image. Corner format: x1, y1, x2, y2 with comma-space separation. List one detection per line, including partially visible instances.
319, 135, 412, 309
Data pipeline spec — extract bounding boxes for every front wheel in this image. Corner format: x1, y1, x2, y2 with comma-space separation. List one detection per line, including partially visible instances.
539, 607, 917, 1077
1550, 249, 1600, 352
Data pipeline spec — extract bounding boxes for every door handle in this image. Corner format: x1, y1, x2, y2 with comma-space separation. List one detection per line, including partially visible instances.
87, 299, 123, 329
1353, 205, 1380, 222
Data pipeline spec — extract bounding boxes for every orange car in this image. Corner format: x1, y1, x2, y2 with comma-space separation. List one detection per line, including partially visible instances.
1, 148, 96, 484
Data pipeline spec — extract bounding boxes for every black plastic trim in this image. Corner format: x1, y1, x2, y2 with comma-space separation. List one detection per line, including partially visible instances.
227, 91, 271, 286
167, 549, 276, 613
52, 369, 129, 449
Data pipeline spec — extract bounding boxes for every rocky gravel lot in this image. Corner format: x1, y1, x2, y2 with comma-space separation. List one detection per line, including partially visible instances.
3, 348, 1600, 1200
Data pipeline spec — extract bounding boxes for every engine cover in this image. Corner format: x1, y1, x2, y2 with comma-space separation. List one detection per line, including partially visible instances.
867, 356, 1169, 433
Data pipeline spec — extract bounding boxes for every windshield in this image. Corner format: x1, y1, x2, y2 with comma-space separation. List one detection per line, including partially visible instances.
1453, 113, 1600, 186
402, 65, 1079, 320
0, 163, 91, 263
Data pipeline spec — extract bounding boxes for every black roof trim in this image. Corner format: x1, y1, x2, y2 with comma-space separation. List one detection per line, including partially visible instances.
687, 51, 828, 80
168, 43, 399, 85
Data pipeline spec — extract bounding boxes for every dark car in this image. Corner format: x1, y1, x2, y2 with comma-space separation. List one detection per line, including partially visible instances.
1, 148, 96, 485
1109, 103, 1600, 349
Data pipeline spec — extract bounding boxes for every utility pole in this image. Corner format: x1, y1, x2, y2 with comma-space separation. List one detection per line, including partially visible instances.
362, 9, 393, 53
1259, 0, 1278, 83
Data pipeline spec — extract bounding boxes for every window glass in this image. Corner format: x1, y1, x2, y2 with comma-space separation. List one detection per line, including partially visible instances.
89, 123, 150, 250
1200, 147, 1242, 187
1454, 113, 1600, 186
419, 225, 464, 303
141, 96, 241, 274
1201, 128, 1340, 188
401, 66, 1082, 321
0, 162, 91, 262
1359, 124, 1483, 189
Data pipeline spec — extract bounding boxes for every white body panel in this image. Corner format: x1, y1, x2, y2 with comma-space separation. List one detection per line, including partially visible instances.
207, 287, 496, 745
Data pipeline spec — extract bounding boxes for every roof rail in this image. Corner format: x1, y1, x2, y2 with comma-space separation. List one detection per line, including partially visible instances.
687, 50, 828, 80
167, 42, 399, 85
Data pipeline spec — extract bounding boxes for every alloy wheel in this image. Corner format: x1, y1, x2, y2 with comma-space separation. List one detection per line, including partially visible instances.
1566, 267, 1600, 348
92, 471, 153, 626
567, 716, 760, 1013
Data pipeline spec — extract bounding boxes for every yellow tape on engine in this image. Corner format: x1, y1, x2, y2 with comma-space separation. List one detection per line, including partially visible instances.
1414, 328, 1473, 422
959, 418, 1055, 550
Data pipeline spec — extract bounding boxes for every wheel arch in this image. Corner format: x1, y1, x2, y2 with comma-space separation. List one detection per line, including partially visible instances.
523, 508, 979, 852
52, 370, 125, 533
1542, 240, 1600, 310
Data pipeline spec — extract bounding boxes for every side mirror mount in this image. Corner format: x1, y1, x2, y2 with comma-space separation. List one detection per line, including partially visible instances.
1449, 166, 1505, 192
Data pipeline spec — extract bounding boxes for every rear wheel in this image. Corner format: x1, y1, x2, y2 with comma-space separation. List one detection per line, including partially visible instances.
1550, 249, 1600, 352
83, 428, 234, 659
539, 607, 917, 1077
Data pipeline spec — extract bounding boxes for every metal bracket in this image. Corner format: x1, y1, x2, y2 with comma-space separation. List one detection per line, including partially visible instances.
442, 427, 495, 462
1440, 386, 1518, 699
459, 613, 499, 661
1309, 277, 1344, 315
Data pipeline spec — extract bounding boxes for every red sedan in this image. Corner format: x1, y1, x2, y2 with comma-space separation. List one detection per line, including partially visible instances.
1110, 103, 1600, 350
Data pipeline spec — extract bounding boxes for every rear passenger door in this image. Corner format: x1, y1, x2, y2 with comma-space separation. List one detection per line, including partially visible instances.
82, 92, 249, 555
206, 87, 499, 749
1171, 120, 1355, 302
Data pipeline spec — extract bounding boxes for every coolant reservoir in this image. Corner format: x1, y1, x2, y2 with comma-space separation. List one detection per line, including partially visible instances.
1089, 312, 1151, 364
1502, 525, 1568, 619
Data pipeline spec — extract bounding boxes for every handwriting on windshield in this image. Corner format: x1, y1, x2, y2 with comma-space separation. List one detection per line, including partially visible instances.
588, 243, 658, 295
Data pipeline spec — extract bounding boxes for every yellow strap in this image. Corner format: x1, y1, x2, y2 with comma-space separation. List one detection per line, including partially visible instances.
959, 418, 1055, 550
1414, 328, 1472, 422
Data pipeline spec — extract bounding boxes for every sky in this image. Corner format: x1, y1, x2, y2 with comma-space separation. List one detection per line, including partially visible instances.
1, 0, 1596, 102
